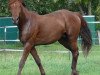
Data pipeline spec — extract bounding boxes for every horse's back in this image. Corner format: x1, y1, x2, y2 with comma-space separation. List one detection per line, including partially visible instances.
43, 9, 81, 26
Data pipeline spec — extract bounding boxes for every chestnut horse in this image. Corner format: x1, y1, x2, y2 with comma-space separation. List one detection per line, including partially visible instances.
9, 0, 92, 75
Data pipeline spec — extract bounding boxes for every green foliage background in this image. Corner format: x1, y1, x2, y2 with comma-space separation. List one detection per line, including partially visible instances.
0, 0, 100, 29
0, 0, 10, 16
0, 0, 78, 16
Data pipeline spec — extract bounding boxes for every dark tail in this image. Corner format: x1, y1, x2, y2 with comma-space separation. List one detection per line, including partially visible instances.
76, 13, 92, 56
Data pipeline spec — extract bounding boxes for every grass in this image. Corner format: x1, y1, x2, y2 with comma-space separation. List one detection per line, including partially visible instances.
0, 41, 100, 51
0, 44, 100, 75
0, 42, 23, 49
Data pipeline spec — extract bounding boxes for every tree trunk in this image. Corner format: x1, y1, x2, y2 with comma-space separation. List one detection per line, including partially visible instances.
78, 5, 85, 15
78, 4, 85, 15
88, 1, 92, 15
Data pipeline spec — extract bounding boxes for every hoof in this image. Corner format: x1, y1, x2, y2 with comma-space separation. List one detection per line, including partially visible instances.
41, 74, 45, 75
41, 72, 45, 75
71, 71, 79, 75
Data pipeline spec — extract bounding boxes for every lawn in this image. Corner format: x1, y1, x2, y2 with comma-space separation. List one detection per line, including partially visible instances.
0, 44, 100, 75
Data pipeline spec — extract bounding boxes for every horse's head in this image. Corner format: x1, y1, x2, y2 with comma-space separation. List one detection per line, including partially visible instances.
9, 0, 22, 24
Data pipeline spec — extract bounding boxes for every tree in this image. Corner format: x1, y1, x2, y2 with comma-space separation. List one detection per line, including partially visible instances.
0, 0, 99, 17
0, 0, 10, 16
69, 0, 94, 15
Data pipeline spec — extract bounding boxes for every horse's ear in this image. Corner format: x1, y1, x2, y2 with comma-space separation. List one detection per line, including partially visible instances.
18, 0, 26, 7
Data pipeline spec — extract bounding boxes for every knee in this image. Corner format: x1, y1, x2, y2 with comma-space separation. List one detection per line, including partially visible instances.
75, 51, 79, 56
35, 59, 41, 66
72, 51, 79, 57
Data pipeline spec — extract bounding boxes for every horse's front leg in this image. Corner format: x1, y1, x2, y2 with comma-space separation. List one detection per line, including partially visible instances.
30, 47, 45, 75
17, 42, 33, 75
70, 41, 79, 75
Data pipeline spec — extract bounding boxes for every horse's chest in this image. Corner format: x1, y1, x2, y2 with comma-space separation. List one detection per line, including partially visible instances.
20, 22, 31, 43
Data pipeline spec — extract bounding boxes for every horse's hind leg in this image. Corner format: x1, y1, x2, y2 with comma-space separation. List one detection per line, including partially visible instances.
30, 47, 45, 75
58, 37, 79, 75
70, 40, 79, 75
58, 36, 71, 50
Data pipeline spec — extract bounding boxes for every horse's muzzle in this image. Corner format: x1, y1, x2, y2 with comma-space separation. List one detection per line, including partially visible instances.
12, 17, 19, 25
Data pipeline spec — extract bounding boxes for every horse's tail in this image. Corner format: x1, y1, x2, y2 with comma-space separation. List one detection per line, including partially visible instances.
76, 13, 92, 56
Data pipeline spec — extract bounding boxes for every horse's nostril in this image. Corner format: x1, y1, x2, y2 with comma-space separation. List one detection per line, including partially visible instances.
12, 18, 15, 23
12, 17, 19, 21
17, 17, 19, 20
11, 17, 19, 25
12, 18, 14, 21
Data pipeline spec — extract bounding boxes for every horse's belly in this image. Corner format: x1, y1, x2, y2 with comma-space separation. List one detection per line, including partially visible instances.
35, 19, 65, 45
35, 29, 64, 45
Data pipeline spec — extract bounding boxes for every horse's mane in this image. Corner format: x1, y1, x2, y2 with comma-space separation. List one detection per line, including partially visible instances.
22, 2, 26, 7
20, 0, 26, 7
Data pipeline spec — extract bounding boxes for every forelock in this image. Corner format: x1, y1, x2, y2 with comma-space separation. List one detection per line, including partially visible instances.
9, 0, 20, 5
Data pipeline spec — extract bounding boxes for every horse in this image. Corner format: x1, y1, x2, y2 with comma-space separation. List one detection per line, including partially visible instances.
8, 0, 92, 75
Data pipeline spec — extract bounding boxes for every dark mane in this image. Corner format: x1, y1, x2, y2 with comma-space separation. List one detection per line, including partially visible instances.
22, 2, 26, 7
19, 0, 26, 7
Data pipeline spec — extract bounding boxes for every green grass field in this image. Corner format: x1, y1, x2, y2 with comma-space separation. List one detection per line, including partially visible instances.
0, 43, 100, 75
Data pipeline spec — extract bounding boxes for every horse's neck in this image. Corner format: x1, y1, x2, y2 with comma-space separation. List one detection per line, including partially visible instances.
18, 5, 37, 32
19, 5, 29, 23
18, 5, 30, 31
